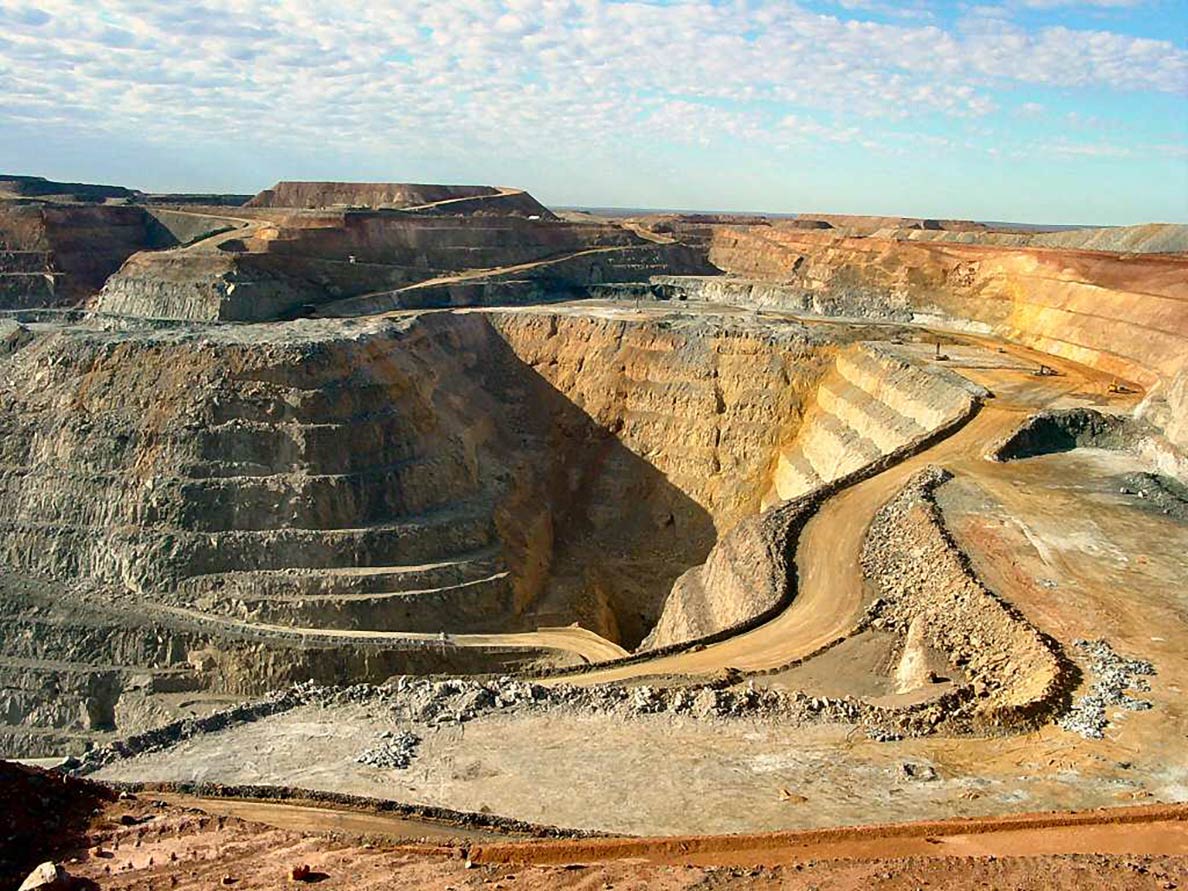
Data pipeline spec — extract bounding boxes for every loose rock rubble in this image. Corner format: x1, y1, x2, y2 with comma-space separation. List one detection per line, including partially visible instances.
323, 675, 869, 727
861, 465, 1067, 732
355, 730, 421, 769
1059, 639, 1156, 740
1119, 472, 1188, 522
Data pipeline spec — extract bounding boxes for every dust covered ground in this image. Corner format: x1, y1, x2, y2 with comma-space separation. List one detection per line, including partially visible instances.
6, 762, 1187, 891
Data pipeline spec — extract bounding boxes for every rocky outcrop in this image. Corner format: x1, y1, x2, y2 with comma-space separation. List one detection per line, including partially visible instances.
988, 408, 1136, 461
246, 182, 555, 219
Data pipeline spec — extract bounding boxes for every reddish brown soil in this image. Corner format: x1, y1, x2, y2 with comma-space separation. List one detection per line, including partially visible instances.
4, 761, 1186, 891
0, 761, 115, 887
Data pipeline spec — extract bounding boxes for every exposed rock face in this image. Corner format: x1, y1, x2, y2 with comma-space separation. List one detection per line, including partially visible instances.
0, 174, 137, 203
651, 275, 911, 320
246, 182, 554, 219
488, 311, 833, 644
0, 204, 151, 308
705, 227, 1188, 390
872, 222, 1188, 254
645, 344, 981, 651
988, 408, 1136, 461
0, 315, 505, 597
642, 493, 816, 652
1137, 368, 1188, 478
989, 406, 1188, 483
95, 213, 712, 322
0, 308, 840, 701
764, 344, 980, 507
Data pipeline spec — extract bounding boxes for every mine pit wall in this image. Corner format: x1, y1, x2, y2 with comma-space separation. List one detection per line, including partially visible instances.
707, 228, 1188, 386
0, 316, 502, 598
245, 182, 555, 219
0, 310, 852, 751
0, 204, 151, 308
482, 312, 834, 646
705, 226, 1188, 465
247, 182, 498, 208
141, 208, 242, 248
93, 213, 707, 322
342, 243, 714, 316
0, 310, 836, 647
644, 345, 981, 651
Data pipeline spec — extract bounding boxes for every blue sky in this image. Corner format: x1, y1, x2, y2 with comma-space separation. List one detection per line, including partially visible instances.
0, 0, 1184, 224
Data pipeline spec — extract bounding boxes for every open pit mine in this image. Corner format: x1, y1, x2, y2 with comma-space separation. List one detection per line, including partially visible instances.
2, 173, 1187, 888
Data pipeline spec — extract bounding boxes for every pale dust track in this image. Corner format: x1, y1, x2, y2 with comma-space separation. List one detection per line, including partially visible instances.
544, 406, 1024, 686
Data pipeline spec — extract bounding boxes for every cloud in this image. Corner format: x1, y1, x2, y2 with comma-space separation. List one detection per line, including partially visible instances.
1017, 0, 1146, 7
0, 0, 1183, 167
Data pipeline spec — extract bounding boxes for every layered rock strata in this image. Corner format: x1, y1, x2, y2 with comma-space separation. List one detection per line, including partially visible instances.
246, 182, 554, 218
95, 212, 712, 322
645, 344, 981, 650
705, 227, 1188, 390
0, 204, 150, 308
0, 308, 838, 653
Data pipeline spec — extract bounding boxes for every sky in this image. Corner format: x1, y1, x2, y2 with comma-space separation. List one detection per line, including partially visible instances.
0, 0, 1185, 225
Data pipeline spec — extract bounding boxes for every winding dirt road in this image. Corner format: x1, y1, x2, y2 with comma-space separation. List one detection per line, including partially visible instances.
542, 406, 1022, 686
156, 321, 1122, 680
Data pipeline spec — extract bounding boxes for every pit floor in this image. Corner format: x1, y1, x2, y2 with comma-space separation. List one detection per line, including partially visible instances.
97, 444, 1188, 835
93, 326, 1188, 836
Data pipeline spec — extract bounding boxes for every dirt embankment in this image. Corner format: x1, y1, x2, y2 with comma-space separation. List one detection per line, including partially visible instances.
861, 466, 1068, 731
6, 762, 1185, 891
0, 760, 115, 888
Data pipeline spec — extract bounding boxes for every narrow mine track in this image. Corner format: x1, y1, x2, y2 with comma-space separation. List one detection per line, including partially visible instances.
397, 186, 528, 213
541, 406, 1023, 685
151, 603, 629, 664
316, 244, 651, 316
